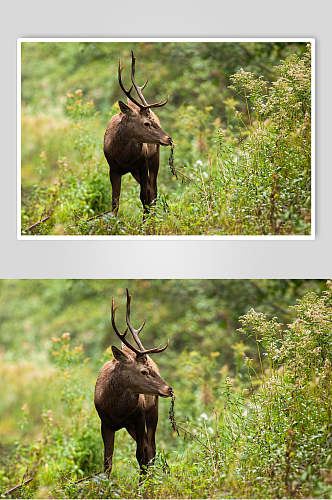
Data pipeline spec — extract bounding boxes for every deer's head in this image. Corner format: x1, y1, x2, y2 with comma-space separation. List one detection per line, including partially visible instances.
111, 289, 172, 398
118, 52, 172, 147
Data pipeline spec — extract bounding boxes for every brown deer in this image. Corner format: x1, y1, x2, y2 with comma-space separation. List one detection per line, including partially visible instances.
104, 52, 172, 215
94, 289, 172, 478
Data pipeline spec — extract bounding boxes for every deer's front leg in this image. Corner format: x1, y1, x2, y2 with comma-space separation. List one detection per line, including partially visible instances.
101, 423, 115, 476
145, 405, 158, 465
135, 414, 149, 477
109, 170, 122, 215
139, 169, 150, 215
147, 150, 160, 207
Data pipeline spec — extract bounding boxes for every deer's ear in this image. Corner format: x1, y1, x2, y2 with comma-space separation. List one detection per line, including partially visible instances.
118, 101, 135, 116
112, 345, 131, 363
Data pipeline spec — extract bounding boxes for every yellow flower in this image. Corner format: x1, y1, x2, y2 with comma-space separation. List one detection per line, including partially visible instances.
231, 341, 249, 356
219, 365, 229, 375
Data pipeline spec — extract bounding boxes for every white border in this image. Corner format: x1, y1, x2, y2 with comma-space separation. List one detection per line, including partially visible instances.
17, 38, 315, 240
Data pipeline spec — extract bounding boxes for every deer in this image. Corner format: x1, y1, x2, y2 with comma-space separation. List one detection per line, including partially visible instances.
94, 289, 172, 478
104, 52, 172, 215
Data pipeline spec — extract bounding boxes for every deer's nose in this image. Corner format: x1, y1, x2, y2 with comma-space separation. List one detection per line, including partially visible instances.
168, 136, 173, 145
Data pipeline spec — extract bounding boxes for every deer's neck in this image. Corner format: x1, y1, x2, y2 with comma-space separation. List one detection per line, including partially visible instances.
112, 123, 143, 166
109, 372, 139, 414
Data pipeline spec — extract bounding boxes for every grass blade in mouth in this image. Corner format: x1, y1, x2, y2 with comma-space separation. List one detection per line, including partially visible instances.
169, 389, 179, 436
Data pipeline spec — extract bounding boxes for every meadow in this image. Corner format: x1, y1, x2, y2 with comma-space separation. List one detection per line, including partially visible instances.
0, 279, 330, 498
20, 41, 312, 236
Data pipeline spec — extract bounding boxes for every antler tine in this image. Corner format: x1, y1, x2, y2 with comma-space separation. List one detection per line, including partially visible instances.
148, 96, 169, 109
142, 340, 170, 354
118, 58, 146, 110
126, 288, 146, 350
130, 51, 169, 110
125, 289, 169, 355
131, 51, 149, 107
111, 297, 141, 355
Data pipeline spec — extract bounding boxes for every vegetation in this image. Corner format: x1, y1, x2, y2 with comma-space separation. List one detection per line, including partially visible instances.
0, 279, 330, 498
21, 41, 312, 235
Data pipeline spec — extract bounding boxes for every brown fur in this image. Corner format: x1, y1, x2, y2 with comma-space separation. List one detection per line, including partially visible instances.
104, 98, 172, 214
94, 343, 171, 476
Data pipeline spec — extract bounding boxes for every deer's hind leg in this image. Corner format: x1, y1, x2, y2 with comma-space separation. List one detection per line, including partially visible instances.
101, 423, 115, 476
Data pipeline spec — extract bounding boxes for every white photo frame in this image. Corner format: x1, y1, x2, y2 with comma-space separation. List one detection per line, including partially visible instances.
17, 38, 315, 241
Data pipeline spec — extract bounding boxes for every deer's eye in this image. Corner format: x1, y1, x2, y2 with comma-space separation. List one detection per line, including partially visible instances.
140, 369, 149, 376
144, 122, 151, 127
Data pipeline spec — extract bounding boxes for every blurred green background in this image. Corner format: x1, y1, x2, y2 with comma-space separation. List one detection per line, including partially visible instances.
21, 42, 306, 123
0, 279, 322, 365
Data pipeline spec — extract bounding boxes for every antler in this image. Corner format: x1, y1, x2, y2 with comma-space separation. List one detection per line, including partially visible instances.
125, 289, 169, 354
118, 52, 168, 111
130, 51, 149, 107
111, 297, 141, 354
118, 59, 146, 110
130, 51, 168, 109
110, 290, 169, 357
125, 288, 146, 350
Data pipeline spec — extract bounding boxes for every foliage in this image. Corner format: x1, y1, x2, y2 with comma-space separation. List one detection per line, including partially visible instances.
227, 45, 311, 233
235, 284, 332, 497
0, 279, 330, 498
20, 42, 312, 235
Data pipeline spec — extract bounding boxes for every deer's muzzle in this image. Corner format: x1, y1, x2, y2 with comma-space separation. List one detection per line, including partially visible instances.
160, 136, 172, 147
158, 385, 173, 398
